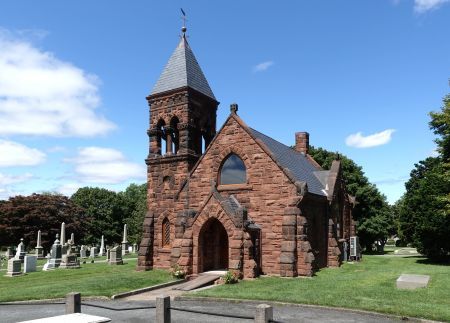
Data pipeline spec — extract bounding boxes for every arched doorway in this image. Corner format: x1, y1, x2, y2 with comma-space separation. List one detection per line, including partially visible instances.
199, 218, 229, 272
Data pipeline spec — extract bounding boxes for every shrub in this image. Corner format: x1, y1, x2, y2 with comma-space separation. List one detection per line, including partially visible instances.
222, 270, 239, 284
170, 264, 186, 279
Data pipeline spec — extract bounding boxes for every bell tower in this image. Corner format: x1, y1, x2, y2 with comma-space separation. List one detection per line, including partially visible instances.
138, 23, 219, 271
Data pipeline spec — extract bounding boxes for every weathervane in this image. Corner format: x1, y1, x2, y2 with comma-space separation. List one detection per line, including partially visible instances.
180, 8, 187, 36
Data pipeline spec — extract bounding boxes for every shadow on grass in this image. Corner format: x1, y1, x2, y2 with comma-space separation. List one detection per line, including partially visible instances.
415, 257, 450, 266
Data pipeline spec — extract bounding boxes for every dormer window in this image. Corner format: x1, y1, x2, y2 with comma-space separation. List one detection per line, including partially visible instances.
219, 154, 246, 185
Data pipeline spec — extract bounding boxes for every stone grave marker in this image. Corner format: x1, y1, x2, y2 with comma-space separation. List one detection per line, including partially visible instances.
35, 230, 44, 259
80, 245, 87, 258
396, 274, 430, 289
90, 247, 97, 258
99, 235, 105, 256
60, 240, 80, 269
109, 246, 123, 265
5, 258, 22, 277
45, 234, 62, 270
24, 255, 37, 273
122, 224, 129, 255
6, 247, 14, 259
14, 238, 26, 262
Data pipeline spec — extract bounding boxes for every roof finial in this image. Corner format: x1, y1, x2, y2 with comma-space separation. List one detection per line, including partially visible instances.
181, 8, 187, 36
230, 103, 238, 114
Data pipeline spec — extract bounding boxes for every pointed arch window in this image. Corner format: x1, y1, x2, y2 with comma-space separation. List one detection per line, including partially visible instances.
162, 217, 171, 247
219, 154, 247, 185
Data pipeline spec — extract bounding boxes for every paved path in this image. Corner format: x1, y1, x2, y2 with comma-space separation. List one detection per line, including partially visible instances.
1, 299, 406, 323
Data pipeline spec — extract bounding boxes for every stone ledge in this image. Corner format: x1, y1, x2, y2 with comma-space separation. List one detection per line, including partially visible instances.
396, 274, 430, 290
111, 279, 187, 299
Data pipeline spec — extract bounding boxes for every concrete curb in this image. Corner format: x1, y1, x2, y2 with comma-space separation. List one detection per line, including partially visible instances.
111, 279, 187, 300
175, 295, 443, 323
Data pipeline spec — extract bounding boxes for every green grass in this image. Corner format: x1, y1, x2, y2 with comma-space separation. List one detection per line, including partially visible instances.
194, 255, 450, 322
0, 258, 173, 302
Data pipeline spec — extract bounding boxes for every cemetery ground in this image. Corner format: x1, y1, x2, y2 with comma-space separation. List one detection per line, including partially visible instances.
193, 250, 450, 322
0, 256, 174, 302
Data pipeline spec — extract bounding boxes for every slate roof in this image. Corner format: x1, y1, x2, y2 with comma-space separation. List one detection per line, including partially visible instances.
249, 128, 327, 196
151, 35, 216, 100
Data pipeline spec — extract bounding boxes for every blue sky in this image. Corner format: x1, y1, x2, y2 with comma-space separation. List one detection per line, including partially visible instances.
0, 1, 449, 204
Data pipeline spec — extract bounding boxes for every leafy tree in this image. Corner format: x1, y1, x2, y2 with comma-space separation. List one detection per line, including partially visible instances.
0, 194, 88, 252
309, 146, 393, 250
71, 187, 123, 245
398, 93, 450, 260
117, 183, 147, 244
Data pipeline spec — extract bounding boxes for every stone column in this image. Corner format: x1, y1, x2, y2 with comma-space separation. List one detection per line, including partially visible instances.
99, 235, 105, 256
280, 207, 298, 277
122, 224, 129, 255
297, 214, 314, 276
60, 222, 66, 245
137, 212, 154, 271
35, 230, 44, 259
327, 218, 341, 267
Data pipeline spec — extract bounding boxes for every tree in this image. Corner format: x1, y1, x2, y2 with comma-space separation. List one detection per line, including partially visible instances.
309, 146, 393, 250
397, 93, 450, 261
0, 194, 88, 252
117, 183, 147, 244
71, 187, 123, 245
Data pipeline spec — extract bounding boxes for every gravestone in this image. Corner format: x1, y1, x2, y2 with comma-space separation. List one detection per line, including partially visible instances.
5, 258, 22, 277
99, 235, 105, 256
122, 224, 129, 256
60, 240, 80, 269
109, 246, 123, 265
396, 274, 430, 289
90, 247, 97, 258
132, 243, 138, 253
42, 253, 51, 271
14, 238, 26, 262
24, 255, 37, 273
35, 230, 44, 259
6, 247, 14, 259
106, 248, 110, 262
45, 234, 62, 270
80, 245, 87, 258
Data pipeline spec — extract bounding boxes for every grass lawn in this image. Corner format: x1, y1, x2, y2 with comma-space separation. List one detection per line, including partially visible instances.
194, 255, 450, 322
0, 258, 173, 302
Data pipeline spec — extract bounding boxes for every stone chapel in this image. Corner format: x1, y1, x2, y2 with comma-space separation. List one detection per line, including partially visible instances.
137, 26, 356, 278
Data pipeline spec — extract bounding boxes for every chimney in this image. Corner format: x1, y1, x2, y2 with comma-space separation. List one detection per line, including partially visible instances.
295, 132, 309, 154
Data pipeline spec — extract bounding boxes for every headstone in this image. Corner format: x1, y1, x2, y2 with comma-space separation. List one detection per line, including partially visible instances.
14, 238, 26, 262
5, 258, 22, 277
60, 240, 80, 269
43, 253, 51, 271
396, 274, 430, 289
106, 248, 110, 261
45, 234, 62, 270
80, 245, 87, 258
132, 243, 138, 253
70, 233, 75, 245
6, 247, 14, 259
109, 246, 123, 265
35, 230, 44, 259
24, 255, 37, 273
90, 247, 97, 258
99, 235, 105, 256
60, 222, 66, 245
128, 246, 133, 253
122, 224, 129, 255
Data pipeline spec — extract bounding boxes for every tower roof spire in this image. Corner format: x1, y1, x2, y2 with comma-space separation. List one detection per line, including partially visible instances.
151, 11, 216, 100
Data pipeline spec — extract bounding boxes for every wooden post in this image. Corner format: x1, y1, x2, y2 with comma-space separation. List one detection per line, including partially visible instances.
255, 304, 273, 323
65, 292, 81, 314
156, 295, 170, 323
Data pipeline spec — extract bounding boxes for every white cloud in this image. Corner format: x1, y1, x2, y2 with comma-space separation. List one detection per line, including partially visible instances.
345, 129, 396, 148
253, 61, 274, 72
66, 147, 146, 184
56, 182, 83, 196
414, 0, 449, 12
0, 172, 33, 185
0, 139, 46, 167
0, 29, 116, 137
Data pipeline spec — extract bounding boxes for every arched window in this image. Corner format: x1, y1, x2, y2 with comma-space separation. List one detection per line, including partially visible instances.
156, 119, 166, 155
219, 154, 247, 185
162, 217, 170, 247
170, 117, 180, 154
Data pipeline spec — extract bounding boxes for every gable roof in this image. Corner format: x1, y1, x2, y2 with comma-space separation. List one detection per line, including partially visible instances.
151, 35, 216, 100
249, 128, 327, 196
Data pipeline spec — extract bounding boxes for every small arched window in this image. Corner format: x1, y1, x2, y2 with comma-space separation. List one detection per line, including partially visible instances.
162, 217, 170, 247
219, 154, 247, 185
